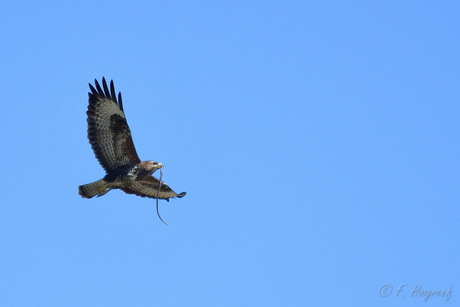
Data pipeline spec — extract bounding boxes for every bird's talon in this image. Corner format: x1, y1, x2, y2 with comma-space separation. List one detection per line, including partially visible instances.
97, 186, 110, 197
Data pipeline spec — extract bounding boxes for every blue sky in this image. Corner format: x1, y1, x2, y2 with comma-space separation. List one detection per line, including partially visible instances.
1, 1, 459, 306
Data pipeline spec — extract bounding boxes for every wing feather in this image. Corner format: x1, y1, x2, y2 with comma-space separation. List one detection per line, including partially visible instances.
120, 176, 186, 200
110, 80, 117, 104
86, 77, 141, 172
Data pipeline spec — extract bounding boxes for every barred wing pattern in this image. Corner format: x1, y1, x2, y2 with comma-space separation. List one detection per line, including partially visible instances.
86, 78, 141, 173
121, 177, 187, 200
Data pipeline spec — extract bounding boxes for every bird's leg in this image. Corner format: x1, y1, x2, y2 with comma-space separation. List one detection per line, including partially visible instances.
96, 185, 111, 197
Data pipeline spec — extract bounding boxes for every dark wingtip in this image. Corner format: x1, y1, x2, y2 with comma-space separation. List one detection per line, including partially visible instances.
88, 83, 97, 97
88, 77, 122, 108
110, 79, 117, 104
177, 192, 186, 198
102, 77, 110, 98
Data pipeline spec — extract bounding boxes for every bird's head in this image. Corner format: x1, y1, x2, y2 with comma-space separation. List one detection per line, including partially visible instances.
147, 161, 163, 172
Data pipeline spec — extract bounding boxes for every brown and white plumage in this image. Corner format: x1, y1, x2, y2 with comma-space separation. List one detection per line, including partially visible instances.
86, 78, 140, 172
79, 77, 186, 202
121, 177, 185, 199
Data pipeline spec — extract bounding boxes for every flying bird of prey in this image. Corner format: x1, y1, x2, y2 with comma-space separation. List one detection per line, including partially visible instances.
79, 78, 186, 221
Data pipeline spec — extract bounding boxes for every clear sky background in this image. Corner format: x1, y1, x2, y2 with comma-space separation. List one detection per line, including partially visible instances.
1, 1, 458, 306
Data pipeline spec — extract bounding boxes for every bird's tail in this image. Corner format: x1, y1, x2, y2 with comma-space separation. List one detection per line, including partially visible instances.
78, 179, 110, 199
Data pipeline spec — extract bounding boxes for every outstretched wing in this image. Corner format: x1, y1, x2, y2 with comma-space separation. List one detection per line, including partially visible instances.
120, 176, 187, 200
86, 77, 141, 172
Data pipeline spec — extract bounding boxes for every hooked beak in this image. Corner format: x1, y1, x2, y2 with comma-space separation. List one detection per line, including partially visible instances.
157, 163, 164, 169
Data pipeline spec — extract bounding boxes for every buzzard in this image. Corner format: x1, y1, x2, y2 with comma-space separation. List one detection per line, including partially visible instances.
79, 78, 186, 221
